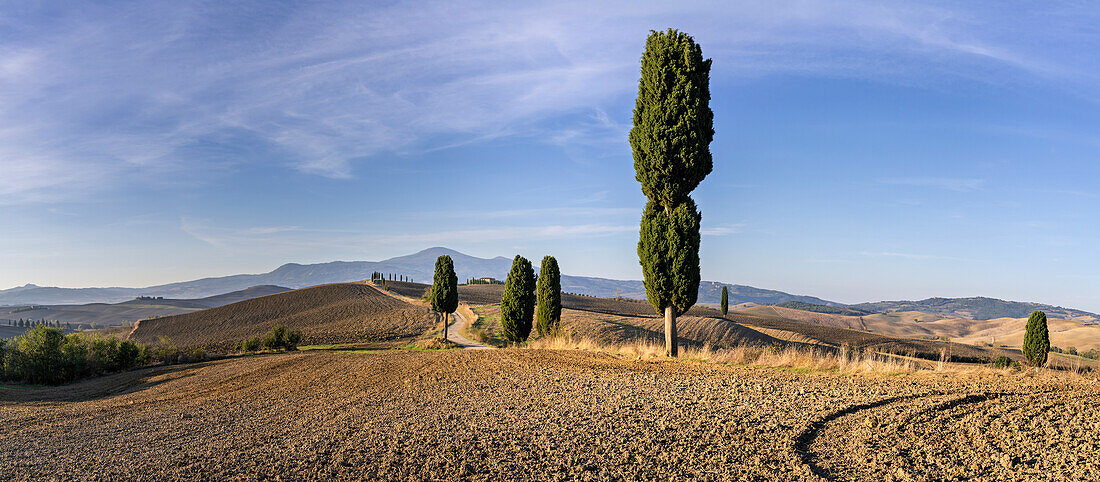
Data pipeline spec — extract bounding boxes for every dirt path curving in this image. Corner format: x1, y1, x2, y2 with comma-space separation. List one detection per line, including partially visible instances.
445, 310, 489, 349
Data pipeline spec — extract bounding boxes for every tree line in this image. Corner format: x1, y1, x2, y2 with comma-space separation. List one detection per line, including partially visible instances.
0, 325, 147, 385
428, 254, 561, 343
5, 318, 74, 329
371, 272, 412, 283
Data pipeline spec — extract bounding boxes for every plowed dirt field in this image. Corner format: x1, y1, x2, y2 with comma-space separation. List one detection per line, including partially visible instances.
2, 349, 1096, 480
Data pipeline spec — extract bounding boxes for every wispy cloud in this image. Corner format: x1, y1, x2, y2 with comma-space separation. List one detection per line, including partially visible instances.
878, 177, 986, 192
701, 224, 746, 236
2, 1, 1095, 203
861, 251, 970, 262
178, 218, 634, 253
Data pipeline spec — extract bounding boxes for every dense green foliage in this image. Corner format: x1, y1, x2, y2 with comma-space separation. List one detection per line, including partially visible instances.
500, 255, 536, 342
720, 286, 728, 315
536, 256, 562, 337
638, 200, 702, 317
431, 255, 459, 315
242, 336, 262, 352
629, 28, 713, 208
774, 301, 874, 316
991, 355, 1021, 369
262, 325, 302, 351
1022, 310, 1050, 367
631, 29, 712, 330
1, 325, 147, 385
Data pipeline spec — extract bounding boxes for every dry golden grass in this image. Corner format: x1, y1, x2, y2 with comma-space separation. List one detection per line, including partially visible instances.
528, 335, 920, 374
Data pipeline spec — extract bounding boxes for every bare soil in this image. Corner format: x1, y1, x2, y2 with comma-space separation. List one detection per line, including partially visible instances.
129, 283, 435, 350
1, 349, 1096, 480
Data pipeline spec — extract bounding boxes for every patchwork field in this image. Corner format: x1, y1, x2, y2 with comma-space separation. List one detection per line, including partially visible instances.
2, 349, 1097, 480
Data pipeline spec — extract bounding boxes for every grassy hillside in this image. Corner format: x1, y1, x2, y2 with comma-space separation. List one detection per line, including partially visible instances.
448, 284, 1007, 364
129, 283, 435, 350
854, 297, 1099, 322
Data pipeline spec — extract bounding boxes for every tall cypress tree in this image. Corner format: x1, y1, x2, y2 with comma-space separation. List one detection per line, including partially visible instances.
1023, 310, 1050, 367
536, 256, 562, 337
431, 255, 459, 339
720, 286, 728, 315
500, 255, 536, 343
631, 29, 713, 357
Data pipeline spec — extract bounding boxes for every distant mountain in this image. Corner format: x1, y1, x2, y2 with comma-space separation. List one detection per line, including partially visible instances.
560, 277, 838, 306
853, 297, 1099, 323
8, 248, 1094, 323
0, 247, 832, 308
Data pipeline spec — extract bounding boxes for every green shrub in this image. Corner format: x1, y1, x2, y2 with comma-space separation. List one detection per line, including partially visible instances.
118, 340, 143, 368
150, 336, 182, 364
91, 337, 121, 373
260, 325, 302, 351
15, 325, 67, 385
991, 355, 1020, 369
0, 326, 149, 385
242, 336, 262, 352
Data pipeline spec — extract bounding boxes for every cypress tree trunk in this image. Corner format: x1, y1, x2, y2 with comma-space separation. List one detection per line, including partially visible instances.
664, 306, 677, 357
442, 312, 448, 339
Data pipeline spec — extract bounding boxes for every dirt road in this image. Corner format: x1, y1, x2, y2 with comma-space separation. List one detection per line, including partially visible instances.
446, 310, 489, 349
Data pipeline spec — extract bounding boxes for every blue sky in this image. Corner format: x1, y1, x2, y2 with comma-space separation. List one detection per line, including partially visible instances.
2, 1, 1100, 311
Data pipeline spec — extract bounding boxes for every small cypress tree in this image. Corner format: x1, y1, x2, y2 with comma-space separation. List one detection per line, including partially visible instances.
631, 29, 713, 357
500, 255, 536, 343
1023, 310, 1050, 367
720, 286, 728, 315
430, 255, 459, 339
536, 256, 562, 337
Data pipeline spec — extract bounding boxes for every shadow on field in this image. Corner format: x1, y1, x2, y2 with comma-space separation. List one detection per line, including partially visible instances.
0, 361, 215, 404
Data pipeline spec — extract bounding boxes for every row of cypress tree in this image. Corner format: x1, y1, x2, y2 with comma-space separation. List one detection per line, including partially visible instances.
6, 319, 70, 329
500, 255, 561, 343
427, 254, 562, 343
371, 272, 412, 282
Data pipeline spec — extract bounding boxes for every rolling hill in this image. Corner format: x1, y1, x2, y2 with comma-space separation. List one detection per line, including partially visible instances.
380, 280, 1011, 365
853, 297, 1099, 323
128, 282, 435, 350
5, 247, 1097, 324
739, 304, 1100, 353
0, 285, 291, 330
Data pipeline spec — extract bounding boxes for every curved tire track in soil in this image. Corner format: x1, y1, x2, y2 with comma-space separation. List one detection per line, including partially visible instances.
797, 387, 1099, 480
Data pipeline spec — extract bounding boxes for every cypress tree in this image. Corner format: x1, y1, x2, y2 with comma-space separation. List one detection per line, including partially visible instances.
631, 29, 713, 357
536, 256, 562, 337
721, 285, 728, 315
500, 255, 536, 343
1023, 310, 1050, 367
430, 255, 459, 339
